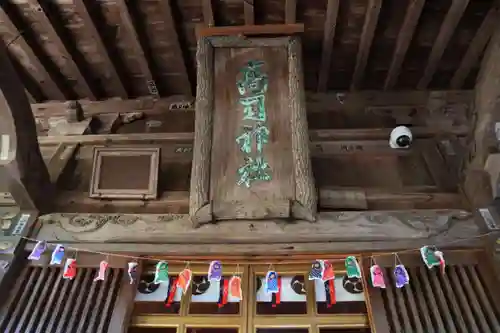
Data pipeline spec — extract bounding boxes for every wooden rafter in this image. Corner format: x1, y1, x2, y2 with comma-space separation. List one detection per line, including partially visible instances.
244, 0, 255, 25
317, 0, 340, 92
350, 0, 382, 90
0, 8, 64, 100
114, 0, 158, 97
418, 0, 470, 89
285, 0, 297, 24
202, 0, 215, 27
25, 0, 96, 100
384, 0, 425, 90
157, 0, 192, 96
73, 0, 128, 99
451, 2, 500, 89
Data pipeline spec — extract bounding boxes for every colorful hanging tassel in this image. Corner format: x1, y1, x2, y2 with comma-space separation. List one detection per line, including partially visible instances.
324, 279, 336, 307
229, 276, 242, 300
128, 262, 139, 284
165, 278, 178, 307
271, 276, 282, 307
176, 268, 192, 294
265, 271, 279, 294
218, 278, 229, 308
393, 264, 409, 288
420, 246, 445, 273
28, 241, 47, 261
94, 260, 109, 281
435, 251, 446, 274
154, 261, 169, 284
50, 244, 65, 265
308, 260, 324, 280
63, 258, 77, 280
208, 260, 223, 281
345, 256, 361, 278
322, 260, 335, 281
370, 264, 386, 289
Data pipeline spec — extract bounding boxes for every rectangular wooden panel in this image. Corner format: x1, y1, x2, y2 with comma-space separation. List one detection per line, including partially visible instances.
211, 47, 293, 219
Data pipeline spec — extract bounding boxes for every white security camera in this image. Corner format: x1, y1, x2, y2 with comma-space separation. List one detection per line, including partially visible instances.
389, 126, 412, 149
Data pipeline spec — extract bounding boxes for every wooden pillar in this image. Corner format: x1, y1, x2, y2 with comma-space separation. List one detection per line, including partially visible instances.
0, 40, 53, 212
463, 23, 500, 208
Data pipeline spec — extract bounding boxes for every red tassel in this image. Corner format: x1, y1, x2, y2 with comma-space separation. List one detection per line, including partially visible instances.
165, 278, 178, 307
272, 277, 282, 307
328, 279, 336, 307
218, 278, 229, 308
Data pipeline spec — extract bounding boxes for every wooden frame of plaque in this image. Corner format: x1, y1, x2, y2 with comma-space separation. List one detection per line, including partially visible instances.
89, 147, 160, 200
190, 36, 316, 226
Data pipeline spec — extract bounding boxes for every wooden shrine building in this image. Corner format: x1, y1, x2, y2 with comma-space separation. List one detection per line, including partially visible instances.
1, 0, 500, 332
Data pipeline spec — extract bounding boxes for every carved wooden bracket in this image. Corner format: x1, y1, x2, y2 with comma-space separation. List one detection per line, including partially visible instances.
190, 36, 317, 227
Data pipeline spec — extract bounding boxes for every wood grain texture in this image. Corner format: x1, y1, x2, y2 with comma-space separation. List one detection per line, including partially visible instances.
289, 37, 317, 221
189, 37, 213, 225
0, 40, 53, 212
211, 45, 293, 219
317, 0, 340, 92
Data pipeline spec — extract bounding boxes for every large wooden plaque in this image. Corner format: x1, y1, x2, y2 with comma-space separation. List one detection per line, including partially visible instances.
190, 37, 316, 225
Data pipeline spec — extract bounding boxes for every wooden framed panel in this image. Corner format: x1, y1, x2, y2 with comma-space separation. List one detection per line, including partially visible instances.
190, 36, 316, 226
89, 147, 160, 199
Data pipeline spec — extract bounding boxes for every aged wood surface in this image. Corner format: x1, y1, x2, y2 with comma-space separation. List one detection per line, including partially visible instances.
197, 24, 304, 38
0, 41, 53, 212
189, 37, 213, 224
289, 38, 317, 220
33, 210, 480, 255
30, 90, 474, 118
463, 21, 500, 207
211, 45, 293, 219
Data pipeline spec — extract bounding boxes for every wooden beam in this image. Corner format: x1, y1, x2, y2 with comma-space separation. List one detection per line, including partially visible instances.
317, 0, 340, 92
0, 40, 54, 212
24, 0, 96, 100
244, 0, 254, 25
34, 209, 481, 254
384, 0, 425, 90
418, 0, 470, 89
0, 8, 64, 100
350, 0, 382, 90
202, 0, 215, 27
73, 0, 128, 99
451, 3, 500, 89
114, 0, 158, 97
31, 90, 472, 117
197, 24, 304, 38
157, 0, 192, 96
463, 22, 500, 208
285, 0, 297, 24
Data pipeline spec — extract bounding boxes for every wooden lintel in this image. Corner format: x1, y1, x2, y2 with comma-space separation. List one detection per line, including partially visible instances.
73, 0, 128, 99
384, 0, 425, 90
30, 90, 474, 118
451, 3, 500, 89
350, 0, 382, 90
197, 24, 305, 38
36, 124, 469, 147
418, 0, 470, 89
34, 210, 481, 254
53, 186, 463, 214
317, 0, 340, 92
